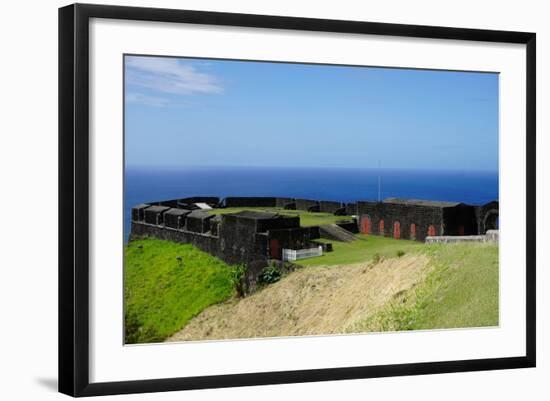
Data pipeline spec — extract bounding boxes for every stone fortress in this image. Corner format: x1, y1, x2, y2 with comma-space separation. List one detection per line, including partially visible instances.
130, 196, 499, 269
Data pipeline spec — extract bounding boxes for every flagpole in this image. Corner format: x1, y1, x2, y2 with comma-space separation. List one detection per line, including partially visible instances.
378, 160, 381, 202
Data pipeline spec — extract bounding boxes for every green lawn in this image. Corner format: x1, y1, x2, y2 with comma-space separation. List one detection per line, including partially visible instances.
299, 234, 423, 267
413, 243, 499, 329
125, 235, 499, 342
346, 242, 499, 332
124, 238, 235, 344
207, 207, 353, 227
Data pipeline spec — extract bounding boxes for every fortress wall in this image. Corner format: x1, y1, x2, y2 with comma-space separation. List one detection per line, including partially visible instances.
334, 207, 347, 216
357, 202, 444, 241
130, 221, 221, 257
275, 197, 296, 208
142, 195, 358, 216
266, 227, 321, 258
224, 197, 277, 208
186, 214, 214, 233
256, 216, 300, 232
345, 203, 357, 215
319, 200, 344, 214
164, 209, 191, 230
143, 206, 171, 225
336, 220, 359, 233
218, 215, 269, 265
130, 218, 268, 267
157, 199, 180, 208
426, 230, 499, 244
442, 205, 478, 235
179, 196, 220, 206
478, 201, 500, 233
131, 204, 150, 221
295, 199, 319, 211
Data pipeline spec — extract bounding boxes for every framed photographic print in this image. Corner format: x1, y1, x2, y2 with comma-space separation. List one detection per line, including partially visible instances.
58, 3, 536, 397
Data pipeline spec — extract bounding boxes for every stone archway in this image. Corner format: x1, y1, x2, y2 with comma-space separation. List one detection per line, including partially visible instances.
360, 215, 371, 234
483, 209, 499, 232
410, 223, 417, 240
393, 221, 401, 239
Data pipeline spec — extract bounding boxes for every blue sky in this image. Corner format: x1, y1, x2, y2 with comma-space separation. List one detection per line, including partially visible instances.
125, 55, 499, 172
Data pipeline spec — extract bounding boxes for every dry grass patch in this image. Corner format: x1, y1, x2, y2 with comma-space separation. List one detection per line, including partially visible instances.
167, 254, 431, 342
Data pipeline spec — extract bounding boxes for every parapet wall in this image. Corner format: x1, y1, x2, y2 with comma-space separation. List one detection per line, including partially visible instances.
130, 197, 328, 293
425, 230, 499, 244
130, 222, 221, 257
209, 196, 357, 215
130, 195, 336, 266
224, 197, 277, 208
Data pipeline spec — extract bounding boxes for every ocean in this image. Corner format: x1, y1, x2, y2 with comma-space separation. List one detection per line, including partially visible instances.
124, 166, 499, 240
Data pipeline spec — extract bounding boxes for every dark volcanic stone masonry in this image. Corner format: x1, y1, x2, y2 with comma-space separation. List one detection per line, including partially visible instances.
356, 198, 497, 242
130, 196, 498, 290
143, 205, 171, 225
164, 208, 191, 230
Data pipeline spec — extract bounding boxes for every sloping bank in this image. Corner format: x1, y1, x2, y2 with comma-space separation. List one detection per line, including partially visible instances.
167, 242, 498, 342
124, 238, 236, 344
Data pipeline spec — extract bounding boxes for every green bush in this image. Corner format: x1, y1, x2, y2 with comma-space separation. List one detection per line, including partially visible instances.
230, 264, 247, 297
396, 250, 406, 258
259, 266, 282, 284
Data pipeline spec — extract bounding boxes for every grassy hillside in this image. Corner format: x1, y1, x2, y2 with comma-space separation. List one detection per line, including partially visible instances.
124, 238, 235, 344
301, 235, 422, 267
168, 241, 499, 341
168, 253, 432, 341
208, 207, 352, 226
346, 243, 499, 332
126, 235, 498, 343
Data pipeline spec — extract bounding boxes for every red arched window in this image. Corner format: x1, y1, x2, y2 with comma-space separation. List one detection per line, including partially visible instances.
379, 219, 385, 236
361, 215, 371, 234
410, 223, 416, 240
393, 221, 401, 239
428, 224, 436, 237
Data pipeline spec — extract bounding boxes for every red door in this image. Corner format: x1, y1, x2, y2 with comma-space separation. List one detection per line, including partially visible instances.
393, 221, 401, 239
428, 225, 436, 237
379, 219, 385, 236
458, 225, 465, 235
270, 239, 280, 259
361, 216, 371, 234
410, 223, 416, 240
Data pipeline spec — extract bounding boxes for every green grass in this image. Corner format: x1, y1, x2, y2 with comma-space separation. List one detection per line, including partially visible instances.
124, 238, 235, 344
347, 242, 499, 332
125, 235, 499, 342
208, 207, 352, 227
299, 234, 423, 267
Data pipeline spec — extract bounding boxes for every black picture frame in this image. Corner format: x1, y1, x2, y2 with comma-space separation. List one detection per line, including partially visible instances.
59, 3, 536, 397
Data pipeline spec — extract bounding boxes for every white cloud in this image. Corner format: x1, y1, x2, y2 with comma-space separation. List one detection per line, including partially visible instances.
126, 56, 223, 95
125, 92, 171, 107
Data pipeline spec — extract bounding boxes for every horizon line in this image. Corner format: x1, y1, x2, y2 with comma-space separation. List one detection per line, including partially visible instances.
125, 164, 499, 174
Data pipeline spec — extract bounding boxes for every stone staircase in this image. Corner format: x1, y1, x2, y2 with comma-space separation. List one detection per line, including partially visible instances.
319, 224, 357, 242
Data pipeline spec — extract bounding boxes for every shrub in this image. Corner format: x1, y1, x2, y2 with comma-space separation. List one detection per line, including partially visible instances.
259, 266, 282, 285
373, 253, 381, 263
397, 250, 406, 258
230, 264, 247, 297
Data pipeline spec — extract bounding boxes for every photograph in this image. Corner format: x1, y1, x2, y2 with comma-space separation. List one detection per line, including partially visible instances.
124, 54, 500, 345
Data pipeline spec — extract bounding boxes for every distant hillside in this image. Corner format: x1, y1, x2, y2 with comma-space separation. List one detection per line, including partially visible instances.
167, 243, 498, 341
